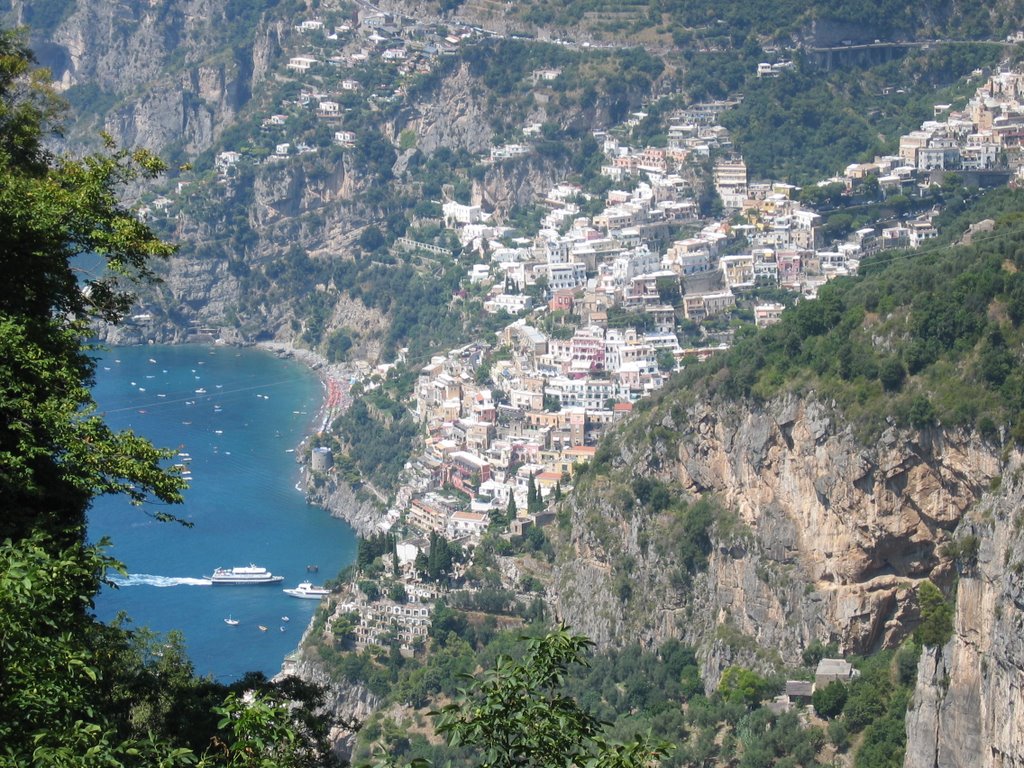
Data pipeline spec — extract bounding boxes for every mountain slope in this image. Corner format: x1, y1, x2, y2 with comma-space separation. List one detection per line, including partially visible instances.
548, 192, 1024, 763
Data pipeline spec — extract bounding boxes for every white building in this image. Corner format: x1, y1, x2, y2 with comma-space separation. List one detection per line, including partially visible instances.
317, 100, 340, 116
754, 302, 785, 328
447, 510, 488, 539
484, 294, 533, 315
215, 151, 242, 173
287, 56, 318, 71
443, 201, 483, 226
547, 262, 588, 292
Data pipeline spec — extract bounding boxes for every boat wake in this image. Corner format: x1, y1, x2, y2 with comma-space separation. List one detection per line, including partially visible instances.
111, 574, 213, 587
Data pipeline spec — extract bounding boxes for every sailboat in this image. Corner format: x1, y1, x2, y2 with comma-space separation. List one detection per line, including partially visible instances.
224, 616, 239, 626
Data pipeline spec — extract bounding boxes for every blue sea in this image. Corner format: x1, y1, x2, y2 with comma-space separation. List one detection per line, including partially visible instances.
87, 344, 357, 682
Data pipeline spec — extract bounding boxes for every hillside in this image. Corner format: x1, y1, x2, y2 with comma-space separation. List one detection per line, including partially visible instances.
280, 191, 1024, 767
4, 0, 1021, 361
8, 0, 1024, 766
549, 190, 1024, 765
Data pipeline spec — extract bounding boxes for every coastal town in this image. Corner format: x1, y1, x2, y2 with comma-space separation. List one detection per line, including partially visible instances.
12, 0, 1024, 764
110, 0, 1024, 684
251, 11, 1024, 661
128, 5, 1024, 663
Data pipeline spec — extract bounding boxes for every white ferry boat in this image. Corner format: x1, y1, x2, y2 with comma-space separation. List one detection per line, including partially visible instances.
282, 581, 331, 599
207, 565, 284, 585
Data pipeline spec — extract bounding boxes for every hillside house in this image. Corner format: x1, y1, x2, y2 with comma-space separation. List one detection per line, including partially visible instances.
350, 599, 432, 655
442, 451, 492, 495
215, 151, 242, 173
287, 56, 318, 72
815, 658, 860, 688
446, 510, 488, 539
754, 302, 786, 328
532, 68, 562, 84
316, 100, 340, 118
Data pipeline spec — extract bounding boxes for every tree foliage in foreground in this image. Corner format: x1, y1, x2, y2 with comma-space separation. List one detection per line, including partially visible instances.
363, 628, 672, 768
0, 27, 336, 767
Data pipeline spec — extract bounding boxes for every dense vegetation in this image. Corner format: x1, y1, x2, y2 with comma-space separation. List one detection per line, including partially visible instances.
504, 0, 1023, 42
333, 605, 921, 767
655, 187, 1024, 443
721, 45, 1006, 182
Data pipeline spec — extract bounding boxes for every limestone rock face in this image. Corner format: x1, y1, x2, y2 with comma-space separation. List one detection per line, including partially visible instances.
289, 652, 382, 763
306, 474, 389, 539
6, 0, 256, 155
556, 393, 1024, 763
407, 62, 494, 156
904, 468, 1024, 768
555, 395, 1001, 679
475, 156, 571, 219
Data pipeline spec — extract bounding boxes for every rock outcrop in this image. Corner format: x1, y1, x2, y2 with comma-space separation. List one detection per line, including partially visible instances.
555, 394, 1002, 681
403, 62, 495, 157
306, 474, 389, 539
5, 0, 260, 155
289, 648, 382, 763
904, 463, 1024, 768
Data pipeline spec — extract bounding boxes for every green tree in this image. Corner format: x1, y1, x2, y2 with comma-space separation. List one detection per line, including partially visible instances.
0, 38, 187, 549
656, 348, 676, 374
812, 681, 848, 719
431, 628, 672, 768
211, 690, 315, 768
0, 32, 329, 766
914, 580, 954, 647
878, 357, 906, 393
527, 473, 544, 514
717, 666, 771, 708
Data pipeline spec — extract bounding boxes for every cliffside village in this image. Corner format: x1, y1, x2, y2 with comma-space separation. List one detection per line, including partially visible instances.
135, 9, 1024, 659
303, 64, 1024, 660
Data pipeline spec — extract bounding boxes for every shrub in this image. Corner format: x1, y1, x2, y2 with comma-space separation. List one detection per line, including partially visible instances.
914, 580, 954, 647
812, 681, 848, 719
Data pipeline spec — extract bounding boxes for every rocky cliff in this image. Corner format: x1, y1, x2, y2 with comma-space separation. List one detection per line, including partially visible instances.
904, 459, 1024, 768
289, 644, 383, 763
555, 394, 1003, 683
3, 0, 278, 155
306, 474, 388, 538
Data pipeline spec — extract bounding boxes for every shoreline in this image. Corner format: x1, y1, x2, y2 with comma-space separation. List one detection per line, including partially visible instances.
253, 341, 354, 435
251, 340, 386, 534
90, 339, 360, 684
252, 340, 389, 682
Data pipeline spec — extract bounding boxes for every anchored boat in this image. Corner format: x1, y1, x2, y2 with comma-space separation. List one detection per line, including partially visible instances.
282, 581, 330, 599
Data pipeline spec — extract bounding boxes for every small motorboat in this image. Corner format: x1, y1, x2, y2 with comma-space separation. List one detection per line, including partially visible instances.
280, 626, 287, 632
258, 625, 268, 632
224, 617, 239, 626
283, 582, 330, 599
281, 616, 290, 622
